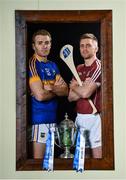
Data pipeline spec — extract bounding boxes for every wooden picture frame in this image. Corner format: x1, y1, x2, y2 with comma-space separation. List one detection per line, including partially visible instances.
15, 10, 114, 170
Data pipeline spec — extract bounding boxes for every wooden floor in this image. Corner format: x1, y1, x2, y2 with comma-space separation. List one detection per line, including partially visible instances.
17, 158, 74, 171
17, 148, 93, 170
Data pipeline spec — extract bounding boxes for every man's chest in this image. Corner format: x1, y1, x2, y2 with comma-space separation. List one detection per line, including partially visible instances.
78, 67, 95, 81
37, 63, 57, 80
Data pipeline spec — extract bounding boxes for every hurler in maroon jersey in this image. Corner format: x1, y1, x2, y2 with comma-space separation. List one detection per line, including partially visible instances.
68, 33, 102, 158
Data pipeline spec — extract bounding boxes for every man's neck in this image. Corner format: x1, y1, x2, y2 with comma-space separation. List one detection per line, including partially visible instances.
84, 55, 97, 66
35, 54, 47, 62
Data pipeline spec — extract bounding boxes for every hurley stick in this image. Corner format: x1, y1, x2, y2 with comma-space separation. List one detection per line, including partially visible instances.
60, 44, 97, 114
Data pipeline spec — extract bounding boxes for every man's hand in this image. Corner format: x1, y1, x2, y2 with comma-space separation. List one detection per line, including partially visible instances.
44, 84, 53, 91
69, 79, 79, 90
83, 77, 92, 85
42, 76, 68, 96
54, 76, 66, 86
51, 76, 68, 96
29, 80, 56, 101
43, 76, 66, 91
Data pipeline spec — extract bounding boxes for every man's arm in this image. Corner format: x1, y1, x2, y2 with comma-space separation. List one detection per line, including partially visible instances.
51, 75, 68, 96
67, 79, 80, 102
69, 78, 100, 99
68, 88, 80, 102
29, 80, 56, 101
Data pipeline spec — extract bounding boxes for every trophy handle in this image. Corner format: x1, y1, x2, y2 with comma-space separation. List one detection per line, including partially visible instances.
55, 127, 64, 149
72, 128, 78, 147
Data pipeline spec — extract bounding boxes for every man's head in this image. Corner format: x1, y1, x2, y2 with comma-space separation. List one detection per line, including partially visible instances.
32, 29, 52, 57
79, 33, 98, 60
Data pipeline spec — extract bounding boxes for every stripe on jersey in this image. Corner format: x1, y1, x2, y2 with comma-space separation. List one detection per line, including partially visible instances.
91, 60, 101, 82
29, 56, 38, 77
29, 76, 41, 84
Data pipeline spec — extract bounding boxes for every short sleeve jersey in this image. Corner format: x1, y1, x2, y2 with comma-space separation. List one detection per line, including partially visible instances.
29, 54, 60, 125
76, 59, 101, 114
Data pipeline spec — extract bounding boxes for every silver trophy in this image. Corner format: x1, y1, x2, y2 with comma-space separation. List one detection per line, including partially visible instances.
55, 113, 76, 158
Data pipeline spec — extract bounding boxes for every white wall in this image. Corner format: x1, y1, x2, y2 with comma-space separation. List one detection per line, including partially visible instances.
0, 0, 126, 179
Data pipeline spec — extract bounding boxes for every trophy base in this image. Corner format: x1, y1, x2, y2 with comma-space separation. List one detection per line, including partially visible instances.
60, 152, 74, 159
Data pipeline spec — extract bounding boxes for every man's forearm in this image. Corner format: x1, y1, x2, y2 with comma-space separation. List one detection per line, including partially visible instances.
70, 81, 98, 99
68, 89, 80, 102
40, 89, 56, 101
51, 85, 68, 96
34, 89, 56, 101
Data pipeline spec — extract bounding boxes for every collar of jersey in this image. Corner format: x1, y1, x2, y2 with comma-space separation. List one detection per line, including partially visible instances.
85, 58, 97, 67
34, 54, 48, 62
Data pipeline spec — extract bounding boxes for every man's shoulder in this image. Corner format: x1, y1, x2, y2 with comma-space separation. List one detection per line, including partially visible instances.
91, 59, 101, 70
95, 59, 101, 64
29, 55, 37, 67
96, 58, 101, 62
94, 59, 101, 69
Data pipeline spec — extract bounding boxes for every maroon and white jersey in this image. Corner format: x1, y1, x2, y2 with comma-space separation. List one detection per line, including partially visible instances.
76, 59, 101, 114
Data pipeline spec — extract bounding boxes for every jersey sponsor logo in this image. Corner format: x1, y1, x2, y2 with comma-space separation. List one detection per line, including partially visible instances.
45, 68, 52, 76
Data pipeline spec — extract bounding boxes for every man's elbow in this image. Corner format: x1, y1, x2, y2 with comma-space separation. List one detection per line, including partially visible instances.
81, 91, 91, 99
64, 87, 69, 96
58, 86, 69, 96
68, 94, 77, 102
68, 96, 72, 102
35, 93, 45, 101
67, 96, 73, 102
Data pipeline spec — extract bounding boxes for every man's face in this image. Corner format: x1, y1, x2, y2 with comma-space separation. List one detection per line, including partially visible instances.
32, 35, 51, 57
80, 38, 98, 60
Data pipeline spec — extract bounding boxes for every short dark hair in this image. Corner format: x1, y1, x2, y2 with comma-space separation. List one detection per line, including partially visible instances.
80, 33, 98, 43
32, 29, 52, 43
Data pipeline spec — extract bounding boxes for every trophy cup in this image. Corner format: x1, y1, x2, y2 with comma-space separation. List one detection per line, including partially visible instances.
55, 113, 76, 158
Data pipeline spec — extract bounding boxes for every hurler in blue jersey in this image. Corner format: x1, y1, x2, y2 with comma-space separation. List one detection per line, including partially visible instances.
29, 54, 60, 125
29, 29, 68, 162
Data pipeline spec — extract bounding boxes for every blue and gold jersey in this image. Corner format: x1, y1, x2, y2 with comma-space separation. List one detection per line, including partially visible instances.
29, 54, 60, 125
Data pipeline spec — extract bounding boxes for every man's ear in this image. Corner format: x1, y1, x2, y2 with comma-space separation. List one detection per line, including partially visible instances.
95, 46, 99, 53
32, 43, 35, 51
50, 42, 52, 48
